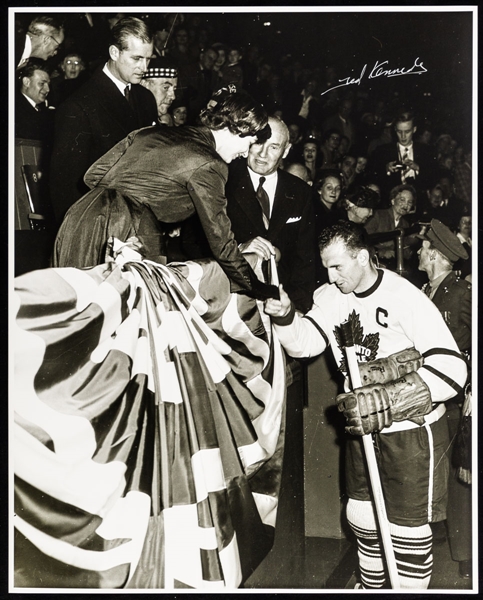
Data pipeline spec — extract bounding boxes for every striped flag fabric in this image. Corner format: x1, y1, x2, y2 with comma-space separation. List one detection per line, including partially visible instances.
12, 255, 287, 590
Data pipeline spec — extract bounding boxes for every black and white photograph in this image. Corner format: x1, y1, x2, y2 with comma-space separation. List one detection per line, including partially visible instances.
10, 5, 477, 592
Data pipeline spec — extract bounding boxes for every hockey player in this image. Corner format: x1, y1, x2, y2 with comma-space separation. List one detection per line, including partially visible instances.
264, 220, 467, 589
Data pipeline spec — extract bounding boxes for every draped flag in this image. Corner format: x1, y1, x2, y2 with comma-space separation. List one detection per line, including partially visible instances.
12, 254, 286, 590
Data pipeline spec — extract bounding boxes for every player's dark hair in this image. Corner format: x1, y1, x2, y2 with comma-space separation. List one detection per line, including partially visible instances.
318, 220, 374, 258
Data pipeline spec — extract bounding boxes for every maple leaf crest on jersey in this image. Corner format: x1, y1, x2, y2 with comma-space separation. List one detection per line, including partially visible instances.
334, 310, 380, 375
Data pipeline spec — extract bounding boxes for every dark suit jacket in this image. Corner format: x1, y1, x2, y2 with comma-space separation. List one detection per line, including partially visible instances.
15, 92, 55, 145
224, 161, 317, 313
429, 271, 471, 353
368, 141, 437, 202
49, 67, 158, 223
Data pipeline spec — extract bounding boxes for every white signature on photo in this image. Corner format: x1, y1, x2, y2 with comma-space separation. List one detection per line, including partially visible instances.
321, 58, 427, 96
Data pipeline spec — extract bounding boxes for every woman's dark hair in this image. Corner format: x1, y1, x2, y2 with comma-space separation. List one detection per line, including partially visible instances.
199, 87, 268, 138
318, 220, 375, 258
110, 16, 152, 51
314, 168, 342, 192
322, 128, 341, 143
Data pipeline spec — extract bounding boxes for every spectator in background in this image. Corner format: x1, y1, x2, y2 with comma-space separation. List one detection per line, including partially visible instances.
453, 147, 472, 207
168, 26, 198, 74
182, 47, 219, 124
339, 153, 357, 191
313, 169, 344, 232
15, 58, 55, 145
301, 137, 320, 182
319, 129, 341, 169
48, 52, 88, 107
170, 96, 188, 126
339, 185, 379, 225
221, 45, 244, 88
211, 42, 228, 88
141, 56, 178, 125
322, 96, 356, 150
16, 15, 65, 68
453, 212, 472, 282
368, 111, 437, 203
49, 16, 158, 224
284, 162, 313, 186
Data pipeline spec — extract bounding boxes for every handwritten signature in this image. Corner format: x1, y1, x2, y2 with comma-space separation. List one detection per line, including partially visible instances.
321, 58, 427, 96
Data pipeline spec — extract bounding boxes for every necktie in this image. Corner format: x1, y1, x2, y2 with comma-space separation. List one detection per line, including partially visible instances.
124, 85, 133, 107
256, 176, 270, 228
425, 283, 432, 297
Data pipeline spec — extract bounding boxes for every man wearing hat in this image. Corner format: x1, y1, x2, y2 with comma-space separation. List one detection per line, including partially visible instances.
141, 56, 178, 125
49, 16, 158, 223
417, 218, 472, 580
340, 185, 379, 225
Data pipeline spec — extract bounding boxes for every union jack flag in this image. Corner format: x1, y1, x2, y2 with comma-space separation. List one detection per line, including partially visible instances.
12, 256, 286, 589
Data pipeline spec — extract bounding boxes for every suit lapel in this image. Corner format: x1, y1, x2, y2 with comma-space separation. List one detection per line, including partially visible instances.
94, 70, 138, 133
233, 167, 267, 231
268, 172, 295, 237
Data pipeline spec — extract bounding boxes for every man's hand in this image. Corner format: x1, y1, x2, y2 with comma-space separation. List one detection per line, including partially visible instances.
359, 348, 423, 386
336, 371, 432, 435
239, 237, 280, 262
264, 284, 292, 317
386, 160, 402, 174
402, 159, 420, 174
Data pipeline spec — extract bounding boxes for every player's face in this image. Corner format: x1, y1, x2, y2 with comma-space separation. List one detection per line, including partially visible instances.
321, 240, 365, 294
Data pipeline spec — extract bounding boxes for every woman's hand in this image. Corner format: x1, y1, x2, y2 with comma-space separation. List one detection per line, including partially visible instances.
264, 284, 292, 317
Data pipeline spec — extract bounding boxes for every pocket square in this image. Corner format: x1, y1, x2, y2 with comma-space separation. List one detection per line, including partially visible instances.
286, 216, 302, 223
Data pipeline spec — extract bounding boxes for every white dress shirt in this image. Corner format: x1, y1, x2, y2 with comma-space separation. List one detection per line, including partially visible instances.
247, 167, 278, 218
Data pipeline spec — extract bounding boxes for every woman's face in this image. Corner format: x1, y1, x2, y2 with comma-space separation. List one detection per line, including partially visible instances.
303, 143, 317, 162
319, 177, 341, 206
356, 157, 368, 174
391, 190, 414, 216
62, 55, 84, 79
218, 132, 257, 163
172, 106, 187, 126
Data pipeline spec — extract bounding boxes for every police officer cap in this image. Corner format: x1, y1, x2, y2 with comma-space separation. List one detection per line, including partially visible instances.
422, 219, 468, 262
142, 56, 178, 79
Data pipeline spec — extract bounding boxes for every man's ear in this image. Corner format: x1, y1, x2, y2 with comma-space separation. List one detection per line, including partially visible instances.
109, 44, 120, 62
22, 76, 31, 90
282, 143, 292, 160
357, 248, 370, 267
413, 125, 418, 134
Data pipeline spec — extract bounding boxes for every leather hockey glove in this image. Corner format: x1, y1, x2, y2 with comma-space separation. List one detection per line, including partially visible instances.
358, 347, 423, 386
336, 371, 432, 435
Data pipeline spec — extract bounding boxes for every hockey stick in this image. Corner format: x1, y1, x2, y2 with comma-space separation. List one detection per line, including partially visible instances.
340, 321, 401, 589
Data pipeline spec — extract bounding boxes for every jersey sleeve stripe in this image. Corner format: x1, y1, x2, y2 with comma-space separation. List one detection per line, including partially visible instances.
422, 348, 466, 361
304, 316, 330, 348
420, 364, 464, 395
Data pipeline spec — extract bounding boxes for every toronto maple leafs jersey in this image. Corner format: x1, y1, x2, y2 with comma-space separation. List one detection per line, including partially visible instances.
274, 268, 467, 403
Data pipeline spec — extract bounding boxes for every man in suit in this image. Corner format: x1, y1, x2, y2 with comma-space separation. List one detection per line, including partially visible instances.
368, 111, 437, 204
225, 116, 317, 313
15, 58, 55, 144
16, 15, 65, 68
49, 16, 158, 224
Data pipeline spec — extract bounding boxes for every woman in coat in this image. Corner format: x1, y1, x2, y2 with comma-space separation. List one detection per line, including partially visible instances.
52, 87, 277, 299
